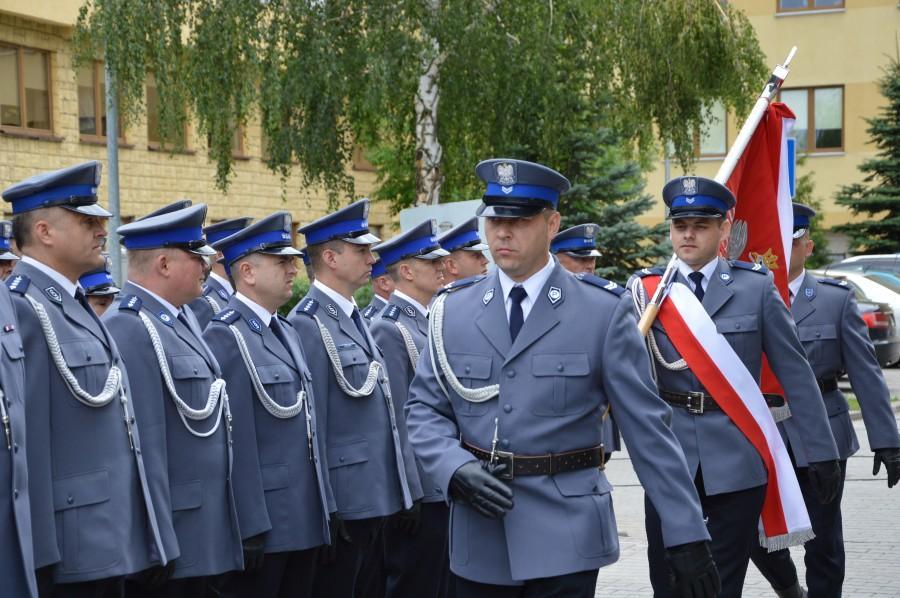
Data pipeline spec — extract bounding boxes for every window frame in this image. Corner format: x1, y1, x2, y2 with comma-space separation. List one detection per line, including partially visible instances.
778, 84, 845, 154
77, 60, 127, 145
694, 104, 728, 159
776, 0, 845, 13
0, 43, 54, 137
146, 75, 192, 153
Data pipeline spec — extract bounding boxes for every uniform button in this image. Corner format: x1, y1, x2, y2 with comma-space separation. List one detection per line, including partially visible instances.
339, 456, 345, 463
506, 370, 515, 378
464, 366, 471, 374
735, 323, 741, 330
503, 404, 512, 413
86, 354, 92, 362
14, 489, 19, 499
17, 345, 22, 352
815, 332, 821, 338
274, 373, 280, 380
135, 448, 142, 455
66, 494, 73, 505
193, 368, 198, 375
13, 443, 18, 453
501, 439, 510, 449
557, 363, 564, 372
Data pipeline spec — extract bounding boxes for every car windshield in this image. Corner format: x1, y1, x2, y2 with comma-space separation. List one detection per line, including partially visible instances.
866, 271, 900, 294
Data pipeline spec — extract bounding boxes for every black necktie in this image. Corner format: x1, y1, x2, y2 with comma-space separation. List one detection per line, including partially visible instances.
269, 317, 289, 348
177, 310, 192, 332
688, 271, 705, 302
351, 308, 369, 342
74, 288, 101, 323
508, 286, 527, 342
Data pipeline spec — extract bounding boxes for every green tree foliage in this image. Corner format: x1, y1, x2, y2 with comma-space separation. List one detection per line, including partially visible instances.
835, 58, 900, 254
75, 0, 765, 210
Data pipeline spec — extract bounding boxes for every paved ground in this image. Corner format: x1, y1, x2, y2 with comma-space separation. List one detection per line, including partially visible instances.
595, 414, 900, 597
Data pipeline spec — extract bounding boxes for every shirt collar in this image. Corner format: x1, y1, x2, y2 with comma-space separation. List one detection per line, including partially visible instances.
677, 256, 719, 284
788, 269, 806, 303
209, 271, 234, 295
313, 279, 357, 317
21, 255, 79, 297
234, 292, 274, 326
129, 281, 180, 318
498, 255, 555, 303
392, 289, 429, 317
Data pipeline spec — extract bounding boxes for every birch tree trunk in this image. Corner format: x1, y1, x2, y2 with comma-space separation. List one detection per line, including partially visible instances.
415, 1, 444, 206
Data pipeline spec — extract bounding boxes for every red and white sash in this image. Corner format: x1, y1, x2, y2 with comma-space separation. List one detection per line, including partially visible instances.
642, 275, 813, 550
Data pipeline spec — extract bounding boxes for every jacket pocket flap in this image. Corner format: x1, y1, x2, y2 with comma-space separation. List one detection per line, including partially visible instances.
533, 353, 590, 377
337, 346, 369, 368
552, 469, 611, 497
799, 325, 837, 342
261, 464, 290, 491
58, 339, 109, 368
823, 393, 849, 416
714, 315, 758, 334
328, 439, 370, 469
446, 353, 492, 380
1, 334, 24, 360
256, 364, 293, 385
54, 469, 110, 511
170, 355, 209, 379
170, 480, 203, 511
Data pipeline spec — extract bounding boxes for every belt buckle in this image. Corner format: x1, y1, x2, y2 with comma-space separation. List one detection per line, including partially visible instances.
493, 450, 515, 480
687, 391, 705, 415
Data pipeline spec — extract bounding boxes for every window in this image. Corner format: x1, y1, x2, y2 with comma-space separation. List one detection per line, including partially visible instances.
206, 122, 246, 158
779, 86, 843, 152
778, 0, 843, 12
352, 145, 375, 171
77, 62, 124, 141
697, 101, 727, 157
146, 74, 188, 150
0, 44, 52, 133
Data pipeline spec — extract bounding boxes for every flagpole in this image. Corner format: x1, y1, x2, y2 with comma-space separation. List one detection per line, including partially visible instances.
636, 47, 797, 336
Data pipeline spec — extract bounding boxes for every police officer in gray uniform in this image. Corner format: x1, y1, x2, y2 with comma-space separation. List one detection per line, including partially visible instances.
0, 220, 21, 280
750, 203, 900, 598
204, 212, 332, 598
189, 217, 252, 330
550, 223, 601, 275
289, 199, 416, 598
4, 161, 167, 597
0, 262, 36, 597
406, 158, 718, 598
370, 221, 450, 598
628, 177, 841, 598
80, 255, 120, 317
361, 259, 391, 325
105, 204, 244, 597
437, 216, 489, 284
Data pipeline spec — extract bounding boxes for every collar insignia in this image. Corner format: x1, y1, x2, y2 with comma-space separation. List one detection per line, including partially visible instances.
44, 286, 62, 303
325, 303, 339, 319
158, 312, 174, 326
547, 286, 562, 304
482, 288, 494, 305
404, 305, 416, 318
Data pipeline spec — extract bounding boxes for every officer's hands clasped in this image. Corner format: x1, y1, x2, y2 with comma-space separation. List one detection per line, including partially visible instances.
665, 540, 721, 598
872, 447, 900, 488
394, 500, 423, 536
807, 459, 842, 504
450, 460, 514, 519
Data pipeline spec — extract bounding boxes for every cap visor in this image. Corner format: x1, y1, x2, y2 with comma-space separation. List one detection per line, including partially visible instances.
792, 228, 809, 239
668, 209, 723, 220
0, 251, 20, 261
565, 249, 602, 258
259, 246, 303, 257
415, 247, 450, 260
64, 204, 113, 218
88, 285, 121, 296
344, 232, 381, 245
462, 242, 490, 251
476, 203, 544, 219
188, 244, 218, 257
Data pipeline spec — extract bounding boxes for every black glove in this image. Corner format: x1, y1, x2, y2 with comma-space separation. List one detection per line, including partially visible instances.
665, 540, 721, 598
807, 460, 842, 504
320, 513, 352, 565
394, 500, 423, 536
132, 560, 176, 588
873, 447, 900, 488
242, 533, 266, 572
449, 460, 514, 519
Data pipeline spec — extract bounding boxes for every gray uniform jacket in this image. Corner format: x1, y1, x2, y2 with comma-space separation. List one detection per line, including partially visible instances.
104, 283, 244, 578
189, 276, 232, 331
782, 273, 900, 462
204, 296, 332, 552
370, 295, 437, 502
0, 282, 37, 597
289, 284, 415, 520
7, 261, 165, 583
628, 259, 839, 494
405, 266, 709, 585
361, 294, 387, 326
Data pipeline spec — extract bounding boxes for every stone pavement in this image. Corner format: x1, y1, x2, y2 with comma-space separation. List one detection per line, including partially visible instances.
595, 415, 900, 597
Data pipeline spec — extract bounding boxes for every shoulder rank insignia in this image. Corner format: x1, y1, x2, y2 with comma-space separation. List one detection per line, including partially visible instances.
438, 274, 487, 296
119, 295, 143, 312
248, 317, 263, 334
575, 273, 626, 297
157, 311, 175, 327
634, 266, 665, 278
729, 260, 769, 275
44, 286, 63, 303
295, 297, 319, 316
818, 277, 850, 290
383, 305, 400, 321
213, 308, 241, 324
216, 288, 229, 301
362, 303, 379, 319
6, 274, 30, 294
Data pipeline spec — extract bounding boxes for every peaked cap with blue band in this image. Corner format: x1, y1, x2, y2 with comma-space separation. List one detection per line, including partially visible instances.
475, 158, 571, 218
792, 202, 816, 239
138, 199, 193, 221
298, 198, 381, 246
2, 161, 111, 217
551, 223, 602, 257
79, 255, 120, 297
0, 220, 19, 261
371, 258, 387, 278
204, 217, 253, 245
212, 211, 301, 265
438, 216, 489, 253
374, 220, 449, 267
663, 176, 735, 219
117, 204, 216, 256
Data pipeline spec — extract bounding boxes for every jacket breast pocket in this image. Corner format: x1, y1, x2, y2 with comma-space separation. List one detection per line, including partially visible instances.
338, 345, 371, 390
714, 314, 758, 356
53, 469, 119, 572
446, 353, 493, 416
256, 364, 297, 408
328, 439, 372, 514
531, 353, 590, 416
58, 339, 111, 404
169, 354, 211, 410
798, 324, 838, 367
553, 469, 618, 558
1, 333, 24, 360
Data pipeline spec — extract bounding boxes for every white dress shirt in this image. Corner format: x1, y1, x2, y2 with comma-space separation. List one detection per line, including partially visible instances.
392, 289, 429, 318
129, 281, 180, 319
677, 257, 720, 295
21, 255, 79, 297
313, 279, 357, 318
788, 269, 806, 305
497, 255, 555, 323
234, 292, 274, 326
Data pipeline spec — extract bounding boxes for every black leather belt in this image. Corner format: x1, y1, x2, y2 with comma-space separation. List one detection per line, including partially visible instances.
462, 442, 605, 479
661, 390, 785, 415
818, 377, 838, 393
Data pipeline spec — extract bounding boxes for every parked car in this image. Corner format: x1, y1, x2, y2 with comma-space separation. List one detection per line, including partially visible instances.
812, 270, 900, 318
825, 254, 900, 277
809, 269, 900, 367
864, 271, 900, 295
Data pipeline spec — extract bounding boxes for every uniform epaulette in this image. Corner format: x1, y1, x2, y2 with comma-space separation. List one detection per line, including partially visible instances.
729, 260, 768, 275
382, 304, 400, 321
362, 303, 380, 319
438, 274, 486, 296
574, 273, 626, 297
818, 277, 851, 290
634, 266, 665, 278
6, 274, 30, 294
118, 295, 142, 312
295, 297, 319, 316
212, 308, 241, 324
